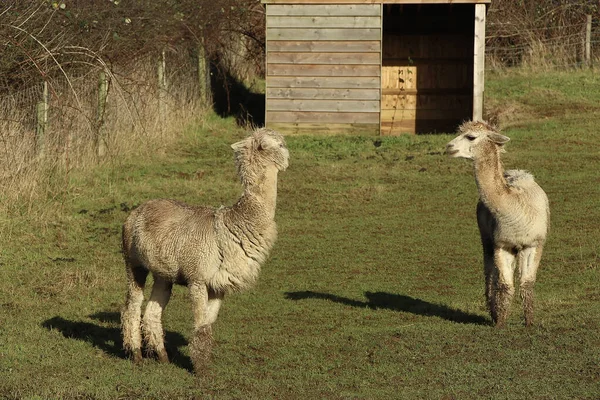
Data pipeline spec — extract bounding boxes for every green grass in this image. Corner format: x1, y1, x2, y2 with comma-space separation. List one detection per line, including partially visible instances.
1, 70, 600, 399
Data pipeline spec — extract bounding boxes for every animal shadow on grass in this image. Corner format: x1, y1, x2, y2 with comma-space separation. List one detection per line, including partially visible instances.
42, 312, 194, 372
285, 291, 489, 325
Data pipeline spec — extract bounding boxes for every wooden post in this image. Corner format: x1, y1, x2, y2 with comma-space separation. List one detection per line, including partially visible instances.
473, 4, 486, 122
198, 39, 210, 106
157, 48, 167, 134
36, 81, 48, 155
585, 15, 592, 67
96, 71, 109, 157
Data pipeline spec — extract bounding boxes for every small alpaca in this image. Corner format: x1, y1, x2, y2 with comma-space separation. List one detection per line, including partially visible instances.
121, 128, 289, 373
446, 121, 549, 327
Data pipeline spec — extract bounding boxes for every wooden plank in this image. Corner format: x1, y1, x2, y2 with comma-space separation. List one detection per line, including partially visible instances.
267, 111, 379, 124
268, 40, 380, 53
381, 65, 471, 90
268, 64, 381, 77
267, 52, 380, 65
382, 88, 472, 96
267, 76, 381, 89
268, 88, 380, 100
381, 108, 468, 120
382, 57, 471, 66
266, 4, 382, 16
267, 99, 379, 112
382, 33, 472, 59
268, 122, 380, 136
264, 0, 489, 4
268, 16, 380, 28
267, 28, 381, 41
381, 118, 463, 135
473, 3, 486, 121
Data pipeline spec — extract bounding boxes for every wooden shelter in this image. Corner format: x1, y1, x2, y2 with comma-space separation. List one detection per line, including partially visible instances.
262, 0, 490, 135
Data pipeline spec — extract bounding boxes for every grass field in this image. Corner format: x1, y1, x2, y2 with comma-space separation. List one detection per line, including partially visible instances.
1, 70, 599, 399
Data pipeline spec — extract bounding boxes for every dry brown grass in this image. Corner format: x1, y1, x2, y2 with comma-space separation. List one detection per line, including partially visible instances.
0, 60, 208, 217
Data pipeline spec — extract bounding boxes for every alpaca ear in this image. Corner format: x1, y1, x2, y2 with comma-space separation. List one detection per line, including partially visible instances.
489, 133, 510, 145
231, 139, 246, 151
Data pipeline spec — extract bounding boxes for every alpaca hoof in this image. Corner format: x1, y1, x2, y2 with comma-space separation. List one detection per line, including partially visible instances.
157, 350, 170, 363
132, 349, 143, 364
190, 327, 213, 374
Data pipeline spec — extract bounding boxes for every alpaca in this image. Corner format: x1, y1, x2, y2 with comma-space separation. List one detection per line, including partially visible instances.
446, 121, 549, 327
121, 128, 289, 373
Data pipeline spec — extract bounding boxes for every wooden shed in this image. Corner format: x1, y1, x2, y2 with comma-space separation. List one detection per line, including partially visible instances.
263, 0, 489, 135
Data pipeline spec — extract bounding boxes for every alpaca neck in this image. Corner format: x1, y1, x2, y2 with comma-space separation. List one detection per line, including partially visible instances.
236, 165, 279, 221
473, 146, 510, 213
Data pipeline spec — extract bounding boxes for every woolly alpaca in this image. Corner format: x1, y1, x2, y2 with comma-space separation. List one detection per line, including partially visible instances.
121, 128, 289, 373
446, 121, 549, 327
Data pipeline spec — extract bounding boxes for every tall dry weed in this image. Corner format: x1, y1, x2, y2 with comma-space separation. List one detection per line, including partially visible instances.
0, 58, 208, 219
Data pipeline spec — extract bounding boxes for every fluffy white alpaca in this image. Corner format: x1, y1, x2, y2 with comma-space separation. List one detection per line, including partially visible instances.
121, 128, 289, 373
446, 121, 549, 327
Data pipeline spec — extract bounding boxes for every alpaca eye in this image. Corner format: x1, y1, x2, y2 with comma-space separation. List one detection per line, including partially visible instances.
466, 135, 477, 141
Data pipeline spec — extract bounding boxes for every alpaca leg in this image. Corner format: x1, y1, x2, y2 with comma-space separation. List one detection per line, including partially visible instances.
484, 251, 498, 324
519, 245, 543, 327
206, 289, 224, 325
477, 202, 497, 323
142, 276, 172, 363
189, 282, 212, 373
493, 247, 516, 328
121, 265, 148, 363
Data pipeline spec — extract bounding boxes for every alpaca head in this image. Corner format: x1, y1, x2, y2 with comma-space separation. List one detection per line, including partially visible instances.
231, 128, 289, 184
446, 120, 510, 160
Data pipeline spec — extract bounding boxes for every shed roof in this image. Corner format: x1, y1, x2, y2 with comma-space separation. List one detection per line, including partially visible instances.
263, 0, 490, 4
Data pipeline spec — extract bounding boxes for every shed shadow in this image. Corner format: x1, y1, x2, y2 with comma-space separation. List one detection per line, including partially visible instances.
285, 291, 489, 325
211, 58, 265, 128
42, 312, 193, 372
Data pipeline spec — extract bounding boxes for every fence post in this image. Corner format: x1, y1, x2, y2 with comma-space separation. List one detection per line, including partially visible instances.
157, 48, 167, 134
36, 81, 48, 155
96, 71, 109, 157
585, 15, 592, 67
198, 38, 211, 107
473, 4, 486, 122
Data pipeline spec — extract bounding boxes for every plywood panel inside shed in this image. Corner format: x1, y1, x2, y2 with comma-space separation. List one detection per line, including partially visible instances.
381, 4, 475, 135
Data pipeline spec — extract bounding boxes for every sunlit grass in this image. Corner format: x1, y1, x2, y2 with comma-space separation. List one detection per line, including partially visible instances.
0, 71, 599, 399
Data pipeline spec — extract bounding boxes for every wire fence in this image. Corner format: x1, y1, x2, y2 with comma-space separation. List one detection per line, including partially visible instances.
0, 16, 597, 185
486, 18, 600, 69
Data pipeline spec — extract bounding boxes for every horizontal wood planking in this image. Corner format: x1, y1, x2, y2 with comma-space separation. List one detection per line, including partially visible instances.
382, 88, 471, 95
381, 108, 468, 120
268, 99, 379, 112
267, 28, 381, 41
264, 3, 383, 134
383, 33, 472, 59
266, 4, 381, 16
268, 64, 381, 77
268, 40, 380, 53
381, 94, 471, 110
268, 16, 380, 28
381, 118, 463, 135
268, 88, 380, 100
267, 111, 379, 124
268, 52, 380, 65
381, 65, 471, 90
268, 122, 379, 135
267, 76, 381, 89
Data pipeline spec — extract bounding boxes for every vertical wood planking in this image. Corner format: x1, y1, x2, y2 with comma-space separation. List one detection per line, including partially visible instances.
473, 3, 486, 122
265, 3, 382, 134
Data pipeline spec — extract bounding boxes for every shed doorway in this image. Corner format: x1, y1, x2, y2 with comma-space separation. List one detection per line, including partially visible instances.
381, 4, 475, 134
